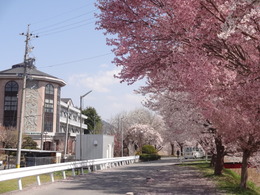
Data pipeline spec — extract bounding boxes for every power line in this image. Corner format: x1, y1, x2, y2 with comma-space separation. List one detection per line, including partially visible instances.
38, 52, 113, 68
31, 3, 94, 25
36, 20, 95, 36
32, 10, 96, 33
34, 17, 95, 34
40, 22, 95, 37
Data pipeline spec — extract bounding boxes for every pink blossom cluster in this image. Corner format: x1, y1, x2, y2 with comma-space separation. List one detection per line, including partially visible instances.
96, 0, 259, 187
126, 124, 163, 148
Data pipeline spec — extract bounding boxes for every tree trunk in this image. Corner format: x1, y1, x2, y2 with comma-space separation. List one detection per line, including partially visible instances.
214, 136, 225, 175
210, 153, 216, 167
180, 145, 183, 156
176, 142, 184, 156
171, 143, 174, 156
240, 149, 251, 189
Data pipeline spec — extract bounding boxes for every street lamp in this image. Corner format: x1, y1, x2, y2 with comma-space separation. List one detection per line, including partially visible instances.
79, 90, 92, 161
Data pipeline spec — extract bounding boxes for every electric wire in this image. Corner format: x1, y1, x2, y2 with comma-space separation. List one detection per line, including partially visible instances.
22, 2, 112, 70
38, 52, 113, 68
30, 2, 94, 25
38, 21, 95, 37
32, 10, 96, 33
34, 17, 95, 34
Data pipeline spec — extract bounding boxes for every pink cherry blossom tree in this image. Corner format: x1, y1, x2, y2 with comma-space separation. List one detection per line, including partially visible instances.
109, 108, 165, 155
125, 123, 163, 154
96, 0, 260, 188
144, 90, 220, 160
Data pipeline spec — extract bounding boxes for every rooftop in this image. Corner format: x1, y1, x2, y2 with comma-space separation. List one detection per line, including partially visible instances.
0, 60, 66, 86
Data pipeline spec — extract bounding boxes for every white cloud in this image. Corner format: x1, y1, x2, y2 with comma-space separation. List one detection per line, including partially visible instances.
68, 68, 120, 93
110, 93, 145, 113
63, 67, 147, 120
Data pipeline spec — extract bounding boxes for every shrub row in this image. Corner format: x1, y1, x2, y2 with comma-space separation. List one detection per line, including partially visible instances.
140, 153, 161, 161
139, 145, 161, 161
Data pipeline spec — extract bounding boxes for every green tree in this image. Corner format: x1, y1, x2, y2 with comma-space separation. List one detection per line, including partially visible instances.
82, 107, 102, 134
22, 136, 38, 149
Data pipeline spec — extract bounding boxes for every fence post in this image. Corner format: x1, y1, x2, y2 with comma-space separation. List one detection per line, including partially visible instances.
50, 173, 54, 182
72, 168, 76, 176
18, 178, 22, 190
62, 171, 66, 179
37, 175, 41, 186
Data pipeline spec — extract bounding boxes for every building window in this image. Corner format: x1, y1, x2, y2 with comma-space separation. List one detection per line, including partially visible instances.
45, 84, 54, 95
4, 81, 18, 127
44, 99, 54, 112
44, 84, 54, 132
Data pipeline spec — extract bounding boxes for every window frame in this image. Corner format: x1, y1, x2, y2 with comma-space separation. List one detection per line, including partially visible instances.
4, 81, 18, 127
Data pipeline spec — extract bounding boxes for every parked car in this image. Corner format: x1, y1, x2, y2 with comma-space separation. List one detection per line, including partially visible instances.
183, 146, 205, 159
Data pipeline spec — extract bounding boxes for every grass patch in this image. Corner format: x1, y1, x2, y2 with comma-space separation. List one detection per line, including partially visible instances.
181, 162, 260, 195
0, 169, 88, 194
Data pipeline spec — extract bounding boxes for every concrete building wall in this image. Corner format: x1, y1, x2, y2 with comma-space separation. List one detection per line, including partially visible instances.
24, 80, 40, 134
102, 135, 114, 158
76, 134, 114, 160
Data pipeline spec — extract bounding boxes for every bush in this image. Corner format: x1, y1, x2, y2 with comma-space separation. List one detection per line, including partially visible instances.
142, 145, 157, 154
140, 153, 161, 161
140, 145, 161, 161
22, 136, 38, 149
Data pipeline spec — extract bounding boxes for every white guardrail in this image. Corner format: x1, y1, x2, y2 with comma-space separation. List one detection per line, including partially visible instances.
0, 156, 139, 191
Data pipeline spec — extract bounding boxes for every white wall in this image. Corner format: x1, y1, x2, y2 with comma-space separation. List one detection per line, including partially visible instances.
76, 134, 114, 160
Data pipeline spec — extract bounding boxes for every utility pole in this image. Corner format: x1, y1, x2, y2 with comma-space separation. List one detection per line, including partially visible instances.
40, 105, 45, 150
121, 117, 124, 157
16, 24, 38, 168
64, 104, 70, 159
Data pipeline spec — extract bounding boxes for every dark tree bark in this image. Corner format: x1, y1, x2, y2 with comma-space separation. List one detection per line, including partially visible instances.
171, 143, 174, 156
176, 141, 184, 156
240, 149, 251, 189
214, 136, 225, 175
210, 153, 216, 167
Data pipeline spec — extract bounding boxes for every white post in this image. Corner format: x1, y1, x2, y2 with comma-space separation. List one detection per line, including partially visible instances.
62, 171, 66, 179
72, 168, 76, 176
18, 178, 22, 190
50, 173, 54, 182
37, 175, 41, 186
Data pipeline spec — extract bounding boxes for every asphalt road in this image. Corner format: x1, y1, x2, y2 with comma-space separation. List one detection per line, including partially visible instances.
4, 158, 223, 195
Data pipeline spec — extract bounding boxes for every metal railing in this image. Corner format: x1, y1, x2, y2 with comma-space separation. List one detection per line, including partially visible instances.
0, 156, 139, 191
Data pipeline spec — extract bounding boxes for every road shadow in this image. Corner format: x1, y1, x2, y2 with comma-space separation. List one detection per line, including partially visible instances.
55, 158, 220, 195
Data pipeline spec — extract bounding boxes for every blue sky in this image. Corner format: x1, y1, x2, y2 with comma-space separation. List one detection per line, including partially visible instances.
0, 0, 146, 121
